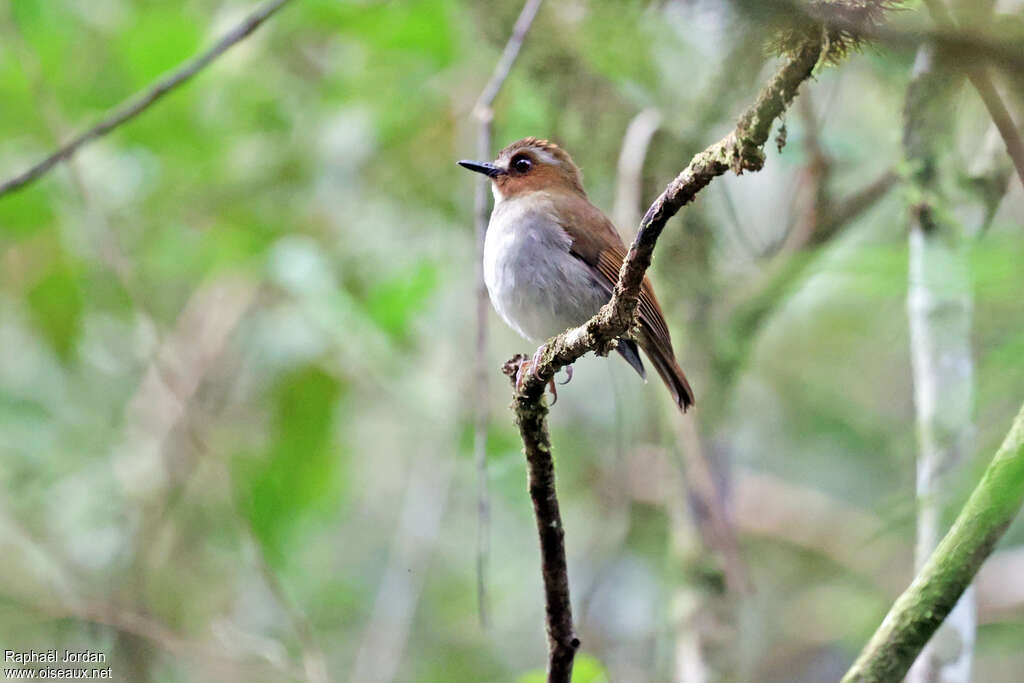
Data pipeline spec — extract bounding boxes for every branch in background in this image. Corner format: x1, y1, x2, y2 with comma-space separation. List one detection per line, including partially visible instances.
0, 484, 300, 679
841, 402, 1024, 683
667, 415, 743, 682
620, 446, 1024, 623
347, 451, 457, 683
818, 168, 897, 238
612, 105, 751, 676
237, 509, 329, 683
965, 125, 1013, 234
472, 118, 493, 628
0, 0, 295, 199
746, 0, 1024, 76
776, 90, 831, 253
220, 457, 328, 683
1, 0, 170, 344
469, 0, 544, 628
613, 107, 751, 679
903, 41, 976, 683
473, 0, 545, 120
966, 69, 1024, 187
737, 470, 1024, 626
711, 165, 896, 408
922, 0, 1024, 188
975, 547, 1024, 622
504, 39, 824, 682
612, 108, 662, 232
116, 274, 261, 636
30, 600, 303, 680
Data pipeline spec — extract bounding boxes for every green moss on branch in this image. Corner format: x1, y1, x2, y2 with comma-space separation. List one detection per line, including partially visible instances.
841, 403, 1024, 682
509, 39, 823, 399
505, 30, 830, 683
501, 357, 579, 683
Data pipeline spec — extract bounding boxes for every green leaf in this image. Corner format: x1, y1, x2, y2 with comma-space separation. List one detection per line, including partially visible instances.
328, 0, 458, 67
0, 185, 57, 238
113, 7, 201, 87
234, 365, 343, 566
364, 260, 439, 341
27, 261, 83, 361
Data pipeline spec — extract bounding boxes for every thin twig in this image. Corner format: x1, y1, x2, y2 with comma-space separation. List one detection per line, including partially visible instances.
2, 1, 161, 326
777, 91, 830, 253
612, 108, 662, 232
841, 403, 1024, 683
819, 168, 896, 236
711, 165, 897, 425
922, 0, 1024, 188
719, 180, 766, 260
471, 105, 495, 631
0, 0, 295, 199
966, 125, 1013, 236
347, 451, 457, 683
473, 0, 545, 119
966, 69, 1024, 187
469, 0, 544, 628
225, 473, 329, 683
504, 39, 824, 682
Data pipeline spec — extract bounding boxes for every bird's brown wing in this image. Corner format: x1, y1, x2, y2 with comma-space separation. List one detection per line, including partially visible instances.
554, 191, 695, 410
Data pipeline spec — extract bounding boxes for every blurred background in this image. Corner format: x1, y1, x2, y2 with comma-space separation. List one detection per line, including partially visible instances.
0, 0, 1022, 681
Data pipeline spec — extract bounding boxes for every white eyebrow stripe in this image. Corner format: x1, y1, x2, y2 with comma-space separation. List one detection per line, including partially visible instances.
502, 146, 560, 168
531, 148, 560, 166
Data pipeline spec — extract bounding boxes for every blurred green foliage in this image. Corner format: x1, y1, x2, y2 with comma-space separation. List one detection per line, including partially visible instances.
234, 365, 344, 568
0, 1, 1021, 682
26, 258, 83, 360
519, 654, 610, 682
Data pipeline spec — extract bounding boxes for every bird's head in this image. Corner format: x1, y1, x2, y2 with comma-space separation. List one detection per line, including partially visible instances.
458, 137, 585, 202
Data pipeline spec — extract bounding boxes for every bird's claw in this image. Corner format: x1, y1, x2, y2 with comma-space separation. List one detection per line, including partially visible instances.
515, 346, 562, 406
547, 377, 558, 406
558, 365, 573, 385
514, 359, 532, 394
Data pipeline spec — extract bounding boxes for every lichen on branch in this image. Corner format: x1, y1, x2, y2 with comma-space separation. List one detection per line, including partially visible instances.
510, 39, 824, 401
841, 402, 1024, 683
502, 35, 826, 683
767, 0, 902, 63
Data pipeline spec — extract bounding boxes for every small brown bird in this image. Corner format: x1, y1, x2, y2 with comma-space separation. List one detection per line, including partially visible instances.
459, 137, 695, 410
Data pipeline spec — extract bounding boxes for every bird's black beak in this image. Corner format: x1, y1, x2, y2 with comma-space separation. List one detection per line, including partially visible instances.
457, 160, 504, 178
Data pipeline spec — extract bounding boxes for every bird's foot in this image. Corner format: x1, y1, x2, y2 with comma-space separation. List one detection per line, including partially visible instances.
543, 364, 574, 405
514, 345, 544, 394
515, 346, 560, 405
514, 358, 532, 394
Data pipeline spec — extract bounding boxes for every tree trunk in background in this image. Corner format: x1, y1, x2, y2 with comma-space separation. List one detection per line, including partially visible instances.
904, 44, 976, 683
906, 225, 975, 683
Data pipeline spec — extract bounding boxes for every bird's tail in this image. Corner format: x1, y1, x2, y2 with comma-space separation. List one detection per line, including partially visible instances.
641, 331, 695, 412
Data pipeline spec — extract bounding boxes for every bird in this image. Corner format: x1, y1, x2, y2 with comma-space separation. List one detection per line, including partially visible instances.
458, 137, 695, 411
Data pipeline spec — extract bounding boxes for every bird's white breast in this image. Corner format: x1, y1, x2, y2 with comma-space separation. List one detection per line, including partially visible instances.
483, 191, 607, 343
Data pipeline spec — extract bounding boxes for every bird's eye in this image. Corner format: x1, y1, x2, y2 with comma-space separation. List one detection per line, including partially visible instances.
512, 157, 532, 173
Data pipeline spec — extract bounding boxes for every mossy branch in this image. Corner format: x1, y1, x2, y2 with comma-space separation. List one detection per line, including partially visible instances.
502, 356, 578, 682
841, 402, 1024, 682
510, 40, 823, 402
503, 38, 824, 683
